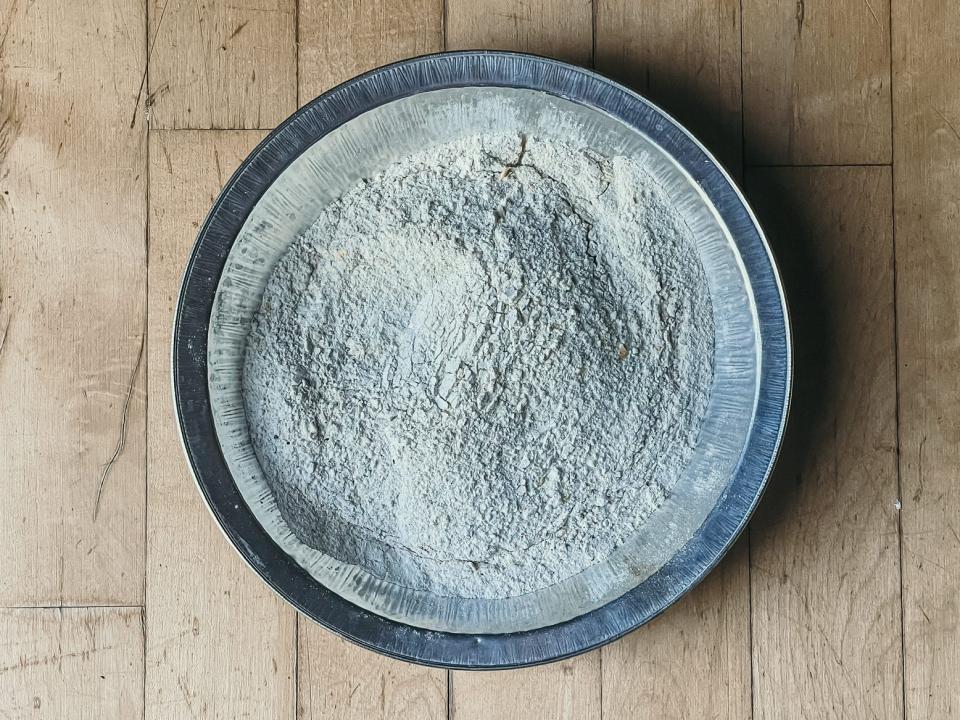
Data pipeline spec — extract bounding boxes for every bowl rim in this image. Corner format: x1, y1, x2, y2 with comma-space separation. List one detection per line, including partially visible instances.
172, 49, 793, 669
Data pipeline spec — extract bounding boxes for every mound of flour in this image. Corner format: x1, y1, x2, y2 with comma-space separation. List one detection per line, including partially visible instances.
242, 133, 715, 599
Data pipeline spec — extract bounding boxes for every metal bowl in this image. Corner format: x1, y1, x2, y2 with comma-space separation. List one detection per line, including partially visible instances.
174, 51, 791, 668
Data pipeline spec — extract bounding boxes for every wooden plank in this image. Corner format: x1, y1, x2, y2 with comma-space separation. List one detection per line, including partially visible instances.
0, 0, 146, 606
445, 0, 592, 66
601, 541, 750, 720
747, 166, 902, 719
298, 0, 443, 102
742, 0, 892, 165
145, 129, 296, 719
298, 624, 445, 719
147, 0, 296, 129
892, 2, 960, 716
451, 653, 601, 720
0, 608, 143, 720
594, 0, 743, 173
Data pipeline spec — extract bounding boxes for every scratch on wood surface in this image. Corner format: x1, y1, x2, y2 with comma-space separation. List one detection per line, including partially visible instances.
932, 107, 960, 145
92, 329, 145, 520
192, 0, 212, 107
493, 10, 530, 24
130, 0, 171, 129
0, 0, 18, 58
862, 0, 881, 27
139, 608, 147, 662
0, 79, 22, 168
177, 674, 199, 718
904, 546, 949, 572
780, 607, 865, 707
160, 139, 173, 175
914, 435, 926, 502
145, 82, 170, 110
224, 3, 288, 13
0, 646, 116, 674
213, 147, 223, 187
227, 20, 250, 42
57, 555, 64, 606
0, 308, 12, 360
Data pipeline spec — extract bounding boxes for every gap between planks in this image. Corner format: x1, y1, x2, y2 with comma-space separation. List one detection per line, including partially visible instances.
2, 605, 145, 610
886, 0, 907, 716
746, 162, 893, 168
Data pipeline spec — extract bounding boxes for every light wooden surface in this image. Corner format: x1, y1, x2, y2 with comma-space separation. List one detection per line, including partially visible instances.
147, 0, 297, 129
601, 541, 751, 720
893, 1, 960, 716
453, 657, 601, 720
298, 630, 445, 719
747, 166, 902, 719
594, 0, 743, 173
0, 608, 143, 718
1, 0, 957, 718
742, 0, 892, 165
146, 129, 297, 719
0, 0, 147, 608
298, 0, 443, 102
446, 0, 592, 66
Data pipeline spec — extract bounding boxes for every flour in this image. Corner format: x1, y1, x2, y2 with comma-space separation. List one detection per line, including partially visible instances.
241, 133, 715, 599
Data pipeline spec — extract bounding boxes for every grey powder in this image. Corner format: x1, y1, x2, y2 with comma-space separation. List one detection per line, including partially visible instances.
242, 133, 715, 599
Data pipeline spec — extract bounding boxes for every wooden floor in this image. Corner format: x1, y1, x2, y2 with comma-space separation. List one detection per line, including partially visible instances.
0, 0, 956, 717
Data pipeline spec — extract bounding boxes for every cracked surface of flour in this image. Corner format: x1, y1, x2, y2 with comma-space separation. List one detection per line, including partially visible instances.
242, 133, 715, 599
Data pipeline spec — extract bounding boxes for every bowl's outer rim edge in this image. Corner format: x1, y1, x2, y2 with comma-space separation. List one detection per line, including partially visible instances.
171, 49, 794, 669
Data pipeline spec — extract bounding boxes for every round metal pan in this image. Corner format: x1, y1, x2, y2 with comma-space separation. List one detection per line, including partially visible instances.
173, 50, 791, 668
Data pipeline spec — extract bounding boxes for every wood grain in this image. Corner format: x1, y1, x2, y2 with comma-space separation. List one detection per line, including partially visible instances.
742, 0, 891, 165
892, 1, 960, 716
145, 130, 296, 719
602, 541, 750, 720
0, 608, 143, 719
746, 166, 902, 719
298, 624, 445, 719
298, 0, 443, 102
446, 0, 592, 66
0, 0, 146, 606
595, 0, 742, 173
147, 0, 296, 129
451, 653, 601, 720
